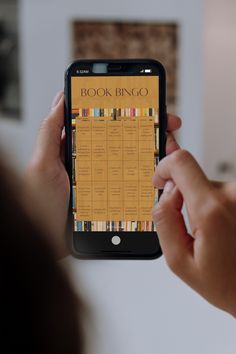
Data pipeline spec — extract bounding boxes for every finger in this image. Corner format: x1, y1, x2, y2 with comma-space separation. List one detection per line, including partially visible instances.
167, 114, 182, 132
221, 180, 236, 202
152, 181, 195, 280
51, 91, 64, 109
33, 92, 64, 163
166, 133, 180, 155
153, 150, 212, 209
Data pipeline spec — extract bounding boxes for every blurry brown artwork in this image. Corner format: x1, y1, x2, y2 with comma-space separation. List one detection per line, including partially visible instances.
73, 21, 178, 112
0, 0, 21, 120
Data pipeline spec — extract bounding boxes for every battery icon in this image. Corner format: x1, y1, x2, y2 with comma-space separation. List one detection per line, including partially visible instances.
144, 69, 152, 73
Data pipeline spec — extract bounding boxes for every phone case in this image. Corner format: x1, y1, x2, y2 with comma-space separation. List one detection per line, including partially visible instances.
64, 59, 166, 259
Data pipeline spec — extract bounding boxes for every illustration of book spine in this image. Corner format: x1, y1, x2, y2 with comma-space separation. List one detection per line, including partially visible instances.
72, 158, 76, 184
93, 108, 99, 117
155, 127, 159, 153
121, 222, 125, 231
155, 109, 159, 124
141, 221, 145, 232
72, 186, 76, 211
131, 221, 136, 231
137, 221, 141, 231
93, 222, 97, 232
72, 129, 76, 153
77, 221, 82, 232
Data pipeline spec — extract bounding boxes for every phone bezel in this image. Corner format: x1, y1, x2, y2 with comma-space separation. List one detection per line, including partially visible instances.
64, 59, 166, 259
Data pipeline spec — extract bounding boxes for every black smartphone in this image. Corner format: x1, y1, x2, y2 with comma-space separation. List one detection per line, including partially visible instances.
64, 59, 166, 259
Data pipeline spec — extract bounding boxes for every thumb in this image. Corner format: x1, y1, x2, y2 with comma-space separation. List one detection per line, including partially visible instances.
153, 181, 194, 278
33, 91, 64, 163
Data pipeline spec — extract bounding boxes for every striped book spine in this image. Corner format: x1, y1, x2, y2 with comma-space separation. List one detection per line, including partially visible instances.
77, 221, 82, 232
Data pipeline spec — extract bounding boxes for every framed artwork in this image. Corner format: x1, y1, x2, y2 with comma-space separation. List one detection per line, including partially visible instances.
0, 0, 21, 120
72, 21, 178, 112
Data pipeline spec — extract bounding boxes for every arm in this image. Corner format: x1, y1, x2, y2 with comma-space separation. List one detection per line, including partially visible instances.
152, 149, 236, 317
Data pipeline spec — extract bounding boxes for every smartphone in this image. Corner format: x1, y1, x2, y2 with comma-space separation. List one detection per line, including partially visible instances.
64, 59, 166, 259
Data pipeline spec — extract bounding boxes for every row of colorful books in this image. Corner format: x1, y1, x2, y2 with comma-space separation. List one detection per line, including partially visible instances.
74, 220, 156, 232
72, 107, 158, 119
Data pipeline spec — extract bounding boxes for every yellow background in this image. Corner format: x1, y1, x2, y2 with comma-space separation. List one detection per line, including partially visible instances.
72, 76, 159, 108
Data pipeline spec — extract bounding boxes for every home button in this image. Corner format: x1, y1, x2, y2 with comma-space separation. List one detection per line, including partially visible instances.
111, 235, 121, 245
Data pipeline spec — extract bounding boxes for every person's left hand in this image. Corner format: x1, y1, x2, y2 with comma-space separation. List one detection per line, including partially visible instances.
26, 91, 181, 259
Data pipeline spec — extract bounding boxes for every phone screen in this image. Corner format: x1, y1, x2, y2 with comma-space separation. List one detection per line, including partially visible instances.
70, 74, 159, 233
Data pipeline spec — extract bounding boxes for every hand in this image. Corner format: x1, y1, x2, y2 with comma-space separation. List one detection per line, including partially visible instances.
26, 92, 181, 259
25, 92, 69, 259
164, 114, 181, 155
152, 149, 236, 317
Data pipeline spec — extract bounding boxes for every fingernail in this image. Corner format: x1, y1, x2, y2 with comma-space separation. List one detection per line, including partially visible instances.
51, 91, 63, 109
163, 180, 175, 193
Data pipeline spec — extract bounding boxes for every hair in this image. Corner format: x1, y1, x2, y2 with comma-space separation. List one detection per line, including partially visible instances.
0, 159, 85, 354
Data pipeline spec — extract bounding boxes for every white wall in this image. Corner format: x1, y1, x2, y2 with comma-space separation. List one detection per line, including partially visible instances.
204, 0, 236, 179
0, 0, 204, 169
1, 1, 236, 353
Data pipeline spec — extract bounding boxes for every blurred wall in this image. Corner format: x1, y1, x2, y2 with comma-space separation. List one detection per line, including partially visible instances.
1, 1, 236, 354
204, 0, 236, 180
0, 0, 204, 170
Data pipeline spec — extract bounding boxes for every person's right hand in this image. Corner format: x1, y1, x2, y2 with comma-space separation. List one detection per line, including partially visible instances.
152, 150, 236, 317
